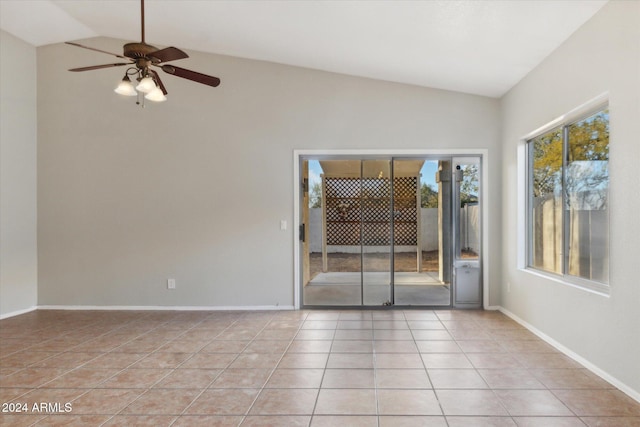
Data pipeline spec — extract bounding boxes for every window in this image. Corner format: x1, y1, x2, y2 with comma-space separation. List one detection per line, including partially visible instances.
527, 106, 609, 292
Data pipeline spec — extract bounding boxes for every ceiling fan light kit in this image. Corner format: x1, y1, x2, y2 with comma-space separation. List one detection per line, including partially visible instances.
66, 0, 220, 108
135, 75, 156, 94
114, 74, 137, 97
144, 86, 167, 103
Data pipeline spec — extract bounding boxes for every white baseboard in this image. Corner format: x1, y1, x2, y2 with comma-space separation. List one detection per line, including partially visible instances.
36, 305, 295, 311
499, 306, 640, 404
0, 306, 38, 320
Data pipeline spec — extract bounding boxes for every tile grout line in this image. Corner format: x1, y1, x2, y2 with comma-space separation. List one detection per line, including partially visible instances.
241, 311, 310, 424
415, 310, 447, 422
2, 309, 639, 424
8, 311, 197, 423
169, 311, 309, 425
173, 311, 275, 424
307, 311, 340, 424
113, 312, 234, 423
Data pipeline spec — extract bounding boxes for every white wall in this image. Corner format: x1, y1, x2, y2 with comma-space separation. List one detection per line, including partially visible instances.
36, 38, 501, 308
0, 31, 38, 318
501, 0, 640, 397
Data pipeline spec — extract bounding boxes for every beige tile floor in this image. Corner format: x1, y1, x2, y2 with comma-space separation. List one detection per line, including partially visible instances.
1, 309, 639, 426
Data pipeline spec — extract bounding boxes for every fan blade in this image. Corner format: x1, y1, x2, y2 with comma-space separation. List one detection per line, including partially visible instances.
149, 47, 189, 63
149, 69, 168, 95
65, 42, 128, 59
69, 63, 130, 72
161, 65, 220, 87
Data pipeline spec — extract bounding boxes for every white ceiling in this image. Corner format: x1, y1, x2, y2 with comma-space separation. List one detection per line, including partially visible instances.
0, 0, 607, 97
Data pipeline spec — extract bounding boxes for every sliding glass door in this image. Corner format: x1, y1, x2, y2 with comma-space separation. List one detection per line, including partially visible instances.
300, 155, 480, 308
392, 159, 451, 306
361, 160, 392, 305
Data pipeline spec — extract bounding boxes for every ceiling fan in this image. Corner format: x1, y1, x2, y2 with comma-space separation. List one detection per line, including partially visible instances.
66, 0, 220, 105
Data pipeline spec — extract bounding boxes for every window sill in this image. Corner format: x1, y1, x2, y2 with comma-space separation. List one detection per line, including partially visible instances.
521, 267, 610, 297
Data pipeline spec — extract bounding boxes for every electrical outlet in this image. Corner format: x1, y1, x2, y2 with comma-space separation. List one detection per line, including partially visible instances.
167, 278, 176, 289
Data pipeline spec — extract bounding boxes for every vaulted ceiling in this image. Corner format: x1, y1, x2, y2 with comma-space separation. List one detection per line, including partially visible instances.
0, 0, 607, 97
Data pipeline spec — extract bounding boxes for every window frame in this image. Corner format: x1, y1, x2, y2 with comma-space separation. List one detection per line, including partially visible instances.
522, 94, 610, 295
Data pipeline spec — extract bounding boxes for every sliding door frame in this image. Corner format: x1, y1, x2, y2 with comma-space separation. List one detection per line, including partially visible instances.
293, 149, 489, 310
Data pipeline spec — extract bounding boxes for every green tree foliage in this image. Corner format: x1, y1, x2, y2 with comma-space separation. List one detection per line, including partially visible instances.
460, 164, 479, 207
309, 182, 322, 208
532, 128, 563, 198
567, 111, 609, 162
531, 109, 609, 204
422, 165, 479, 209
420, 183, 438, 208
566, 110, 609, 209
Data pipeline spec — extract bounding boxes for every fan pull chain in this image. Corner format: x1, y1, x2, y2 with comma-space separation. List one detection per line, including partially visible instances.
136, 91, 145, 108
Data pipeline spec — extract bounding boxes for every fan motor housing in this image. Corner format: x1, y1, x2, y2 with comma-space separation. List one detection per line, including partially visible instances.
123, 42, 159, 61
